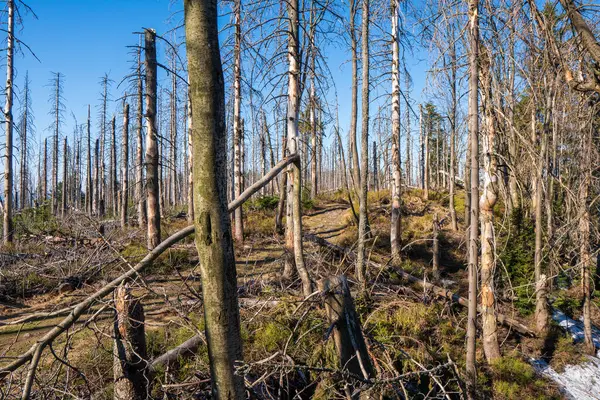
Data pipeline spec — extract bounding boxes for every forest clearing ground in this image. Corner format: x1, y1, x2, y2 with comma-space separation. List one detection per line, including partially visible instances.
0, 190, 583, 399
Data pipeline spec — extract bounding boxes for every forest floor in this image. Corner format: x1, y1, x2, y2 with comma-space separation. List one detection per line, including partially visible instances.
0, 188, 594, 399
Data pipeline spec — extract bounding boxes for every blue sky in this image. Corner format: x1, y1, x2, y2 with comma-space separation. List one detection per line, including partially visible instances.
13, 0, 429, 158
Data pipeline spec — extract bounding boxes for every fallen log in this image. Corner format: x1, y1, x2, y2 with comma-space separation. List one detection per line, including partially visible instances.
1, 154, 299, 380
304, 233, 536, 337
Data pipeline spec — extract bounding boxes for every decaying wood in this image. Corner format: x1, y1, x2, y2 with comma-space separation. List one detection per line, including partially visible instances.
0, 154, 299, 382
318, 275, 373, 397
113, 283, 148, 400
305, 233, 536, 337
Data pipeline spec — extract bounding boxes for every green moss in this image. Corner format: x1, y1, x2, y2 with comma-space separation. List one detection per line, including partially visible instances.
550, 335, 585, 372
255, 321, 289, 352
491, 356, 535, 385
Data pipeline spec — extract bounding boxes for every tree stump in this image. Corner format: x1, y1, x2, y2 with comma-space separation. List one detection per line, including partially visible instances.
318, 275, 374, 397
113, 283, 148, 400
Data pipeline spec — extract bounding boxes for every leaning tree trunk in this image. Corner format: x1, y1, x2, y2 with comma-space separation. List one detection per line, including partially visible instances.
480, 62, 501, 363
184, 1, 245, 397
466, 0, 480, 388
390, 0, 402, 259
145, 29, 161, 250
121, 102, 130, 228
286, 0, 312, 297
3, 0, 14, 243
356, 0, 370, 284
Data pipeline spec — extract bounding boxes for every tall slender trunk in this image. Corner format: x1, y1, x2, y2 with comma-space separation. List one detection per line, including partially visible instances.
52, 75, 60, 215
390, 0, 402, 258
61, 137, 67, 217
3, 0, 14, 242
533, 102, 549, 336
480, 62, 501, 362
111, 115, 117, 215
405, 74, 411, 187
121, 102, 130, 228
419, 104, 424, 190
94, 139, 100, 216
136, 44, 147, 228
356, 0, 370, 283
185, 1, 245, 397
86, 105, 93, 217
99, 76, 108, 217
449, 42, 458, 231
169, 55, 178, 208
349, 0, 360, 193
466, 0, 480, 387
145, 29, 161, 250
43, 138, 48, 203
19, 72, 29, 211
287, 0, 312, 297
232, 0, 244, 242
423, 106, 429, 200
310, 42, 318, 199
187, 94, 194, 223
580, 125, 594, 354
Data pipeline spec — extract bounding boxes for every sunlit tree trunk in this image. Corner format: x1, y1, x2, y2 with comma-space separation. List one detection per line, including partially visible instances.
580, 126, 594, 354
390, 0, 402, 258
185, 1, 245, 397
145, 29, 161, 250
466, 0, 479, 388
356, 0, 370, 283
86, 105, 93, 217
3, 0, 14, 242
187, 94, 194, 223
449, 42, 458, 231
136, 44, 147, 228
480, 61, 501, 362
61, 137, 67, 217
287, 0, 312, 296
121, 101, 130, 228
232, 0, 244, 242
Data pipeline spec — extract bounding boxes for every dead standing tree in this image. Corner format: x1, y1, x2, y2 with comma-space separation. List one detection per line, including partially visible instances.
3, 0, 14, 242
145, 28, 161, 250
185, 0, 245, 396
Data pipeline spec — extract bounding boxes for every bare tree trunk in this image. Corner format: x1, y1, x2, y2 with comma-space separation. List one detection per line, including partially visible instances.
449, 42, 458, 231
419, 104, 425, 191
94, 139, 100, 216
480, 62, 501, 363
432, 213, 439, 280
390, 0, 402, 259
61, 137, 67, 217
136, 44, 147, 228
424, 106, 430, 200
580, 127, 594, 354
405, 74, 411, 187
356, 0, 370, 284
232, 0, 244, 242
19, 73, 29, 211
99, 76, 109, 218
86, 105, 93, 217
185, 1, 245, 397
349, 0, 360, 193
121, 102, 130, 228
145, 29, 161, 250
110, 115, 118, 216
43, 138, 48, 203
3, 0, 14, 243
187, 94, 194, 223
169, 55, 178, 209
52, 74, 61, 215
113, 283, 148, 400
275, 132, 288, 235
533, 103, 549, 336
287, 0, 312, 297
466, 0, 479, 388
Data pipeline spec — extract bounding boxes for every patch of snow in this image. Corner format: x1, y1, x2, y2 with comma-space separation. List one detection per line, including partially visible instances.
552, 309, 600, 351
529, 309, 600, 399
531, 357, 600, 400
